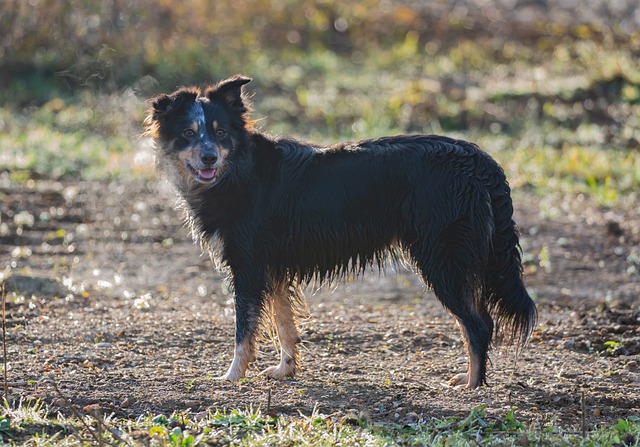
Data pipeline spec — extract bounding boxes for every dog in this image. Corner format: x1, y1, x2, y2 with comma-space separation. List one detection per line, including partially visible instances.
145, 75, 537, 388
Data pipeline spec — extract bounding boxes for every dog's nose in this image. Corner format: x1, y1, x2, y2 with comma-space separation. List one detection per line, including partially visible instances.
201, 153, 218, 166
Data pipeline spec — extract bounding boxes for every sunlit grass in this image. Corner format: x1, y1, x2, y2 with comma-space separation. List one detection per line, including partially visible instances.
0, 94, 153, 181
2, 400, 638, 446
493, 143, 640, 204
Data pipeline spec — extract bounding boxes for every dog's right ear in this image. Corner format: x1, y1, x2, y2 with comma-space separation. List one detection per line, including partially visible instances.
151, 94, 177, 115
151, 88, 199, 117
145, 88, 199, 138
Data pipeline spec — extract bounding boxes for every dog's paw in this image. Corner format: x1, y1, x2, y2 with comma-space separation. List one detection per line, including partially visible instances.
448, 373, 469, 387
448, 373, 484, 389
217, 369, 245, 381
260, 363, 296, 380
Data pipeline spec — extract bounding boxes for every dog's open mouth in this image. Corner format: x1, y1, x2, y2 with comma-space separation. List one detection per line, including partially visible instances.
198, 168, 216, 181
188, 164, 217, 183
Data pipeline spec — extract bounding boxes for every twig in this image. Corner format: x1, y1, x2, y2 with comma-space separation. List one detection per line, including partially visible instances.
94, 408, 104, 447
50, 381, 106, 447
266, 386, 272, 414
91, 407, 131, 446
2, 282, 7, 402
581, 389, 586, 439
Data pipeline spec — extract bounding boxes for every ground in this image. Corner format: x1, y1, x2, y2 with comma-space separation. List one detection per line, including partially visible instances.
1, 175, 639, 432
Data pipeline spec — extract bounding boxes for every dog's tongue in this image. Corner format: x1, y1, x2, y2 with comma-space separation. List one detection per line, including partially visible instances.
198, 168, 216, 180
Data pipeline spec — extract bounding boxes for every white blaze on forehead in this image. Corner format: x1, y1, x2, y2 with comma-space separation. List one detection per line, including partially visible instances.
187, 102, 205, 133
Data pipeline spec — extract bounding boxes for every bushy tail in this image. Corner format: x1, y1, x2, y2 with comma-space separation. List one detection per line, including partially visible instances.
484, 164, 537, 345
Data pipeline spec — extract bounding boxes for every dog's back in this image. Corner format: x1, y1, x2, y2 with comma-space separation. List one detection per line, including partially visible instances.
251, 135, 494, 280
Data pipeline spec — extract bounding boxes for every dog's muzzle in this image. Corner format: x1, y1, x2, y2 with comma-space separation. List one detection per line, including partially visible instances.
189, 147, 219, 183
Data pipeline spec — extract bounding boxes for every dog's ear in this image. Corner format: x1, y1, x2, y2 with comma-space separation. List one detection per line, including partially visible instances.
151, 88, 199, 117
151, 94, 177, 115
145, 88, 199, 138
206, 75, 252, 113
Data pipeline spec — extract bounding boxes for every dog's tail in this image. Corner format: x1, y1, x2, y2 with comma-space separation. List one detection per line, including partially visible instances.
483, 159, 537, 346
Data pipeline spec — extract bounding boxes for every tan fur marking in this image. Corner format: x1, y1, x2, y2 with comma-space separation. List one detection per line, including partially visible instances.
172, 148, 199, 189
449, 372, 469, 387
448, 320, 483, 388
448, 351, 482, 388
178, 147, 198, 163
143, 114, 159, 138
190, 121, 199, 133
212, 120, 219, 131
219, 336, 255, 381
261, 283, 300, 379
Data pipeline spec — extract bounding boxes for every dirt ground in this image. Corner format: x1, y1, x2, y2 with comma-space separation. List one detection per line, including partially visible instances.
1, 175, 639, 430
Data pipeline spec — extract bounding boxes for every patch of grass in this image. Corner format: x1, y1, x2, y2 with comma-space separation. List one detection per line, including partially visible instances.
0, 93, 152, 181
491, 142, 640, 206
2, 400, 639, 446
0, 400, 68, 444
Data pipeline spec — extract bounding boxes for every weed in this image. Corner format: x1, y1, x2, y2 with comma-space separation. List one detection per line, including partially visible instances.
588, 175, 619, 206
603, 339, 627, 356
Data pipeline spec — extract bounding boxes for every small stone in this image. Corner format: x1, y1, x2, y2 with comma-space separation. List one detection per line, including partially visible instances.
96, 342, 113, 349
83, 403, 101, 412
557, 340, 575, 350
405, 412, 419, 423
625, 360, 637, 370
183, 400, 200, 409
593, 408, 602, 417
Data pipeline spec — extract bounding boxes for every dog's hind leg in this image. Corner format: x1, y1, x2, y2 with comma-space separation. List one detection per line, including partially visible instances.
428, 279, 492, 389
409, 220, 493, 388
415, 271, 492, 387
260, 282, 301, 380
445, 297, 493, 388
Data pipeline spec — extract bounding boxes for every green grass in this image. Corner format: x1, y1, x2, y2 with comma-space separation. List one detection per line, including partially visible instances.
1, 400, 638, 446
0, 93, 150, 181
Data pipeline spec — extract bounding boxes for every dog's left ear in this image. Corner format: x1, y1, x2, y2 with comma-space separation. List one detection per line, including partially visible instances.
206, 75, 252, 113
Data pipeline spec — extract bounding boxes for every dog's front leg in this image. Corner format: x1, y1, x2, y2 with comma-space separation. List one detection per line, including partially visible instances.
219, 274, 266, 381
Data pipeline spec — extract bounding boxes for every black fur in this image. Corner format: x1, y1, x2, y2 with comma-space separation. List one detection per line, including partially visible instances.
146, 75, 537, 388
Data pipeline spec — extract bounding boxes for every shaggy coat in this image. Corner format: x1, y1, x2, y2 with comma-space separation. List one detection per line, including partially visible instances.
146, 76, 536, 388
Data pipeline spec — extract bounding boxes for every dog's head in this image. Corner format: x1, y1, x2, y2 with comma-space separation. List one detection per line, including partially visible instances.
145, 75, 252, 189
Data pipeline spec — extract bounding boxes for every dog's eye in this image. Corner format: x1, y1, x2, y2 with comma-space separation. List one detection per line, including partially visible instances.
182, 129, 196, 138
216, 129, 227, 138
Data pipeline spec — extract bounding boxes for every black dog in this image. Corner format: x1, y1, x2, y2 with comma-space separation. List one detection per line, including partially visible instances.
145, 75, 536, 388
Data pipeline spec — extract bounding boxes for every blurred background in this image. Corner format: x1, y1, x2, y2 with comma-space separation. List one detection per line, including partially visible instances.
1, 0, 639, 190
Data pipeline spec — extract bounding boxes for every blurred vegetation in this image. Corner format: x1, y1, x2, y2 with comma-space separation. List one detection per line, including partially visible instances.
1, 0, 640, 202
